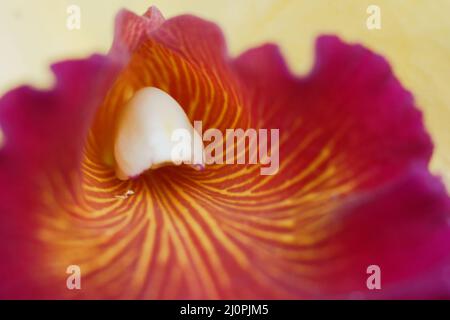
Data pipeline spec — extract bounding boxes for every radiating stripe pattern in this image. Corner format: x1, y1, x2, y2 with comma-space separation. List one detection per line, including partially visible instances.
29, 18, 436, 299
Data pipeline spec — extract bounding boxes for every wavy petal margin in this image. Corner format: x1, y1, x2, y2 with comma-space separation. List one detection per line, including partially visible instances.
0, 7, 449, 299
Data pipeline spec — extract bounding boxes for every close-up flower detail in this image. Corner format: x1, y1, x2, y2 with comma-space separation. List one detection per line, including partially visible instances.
0, 5, 449, 299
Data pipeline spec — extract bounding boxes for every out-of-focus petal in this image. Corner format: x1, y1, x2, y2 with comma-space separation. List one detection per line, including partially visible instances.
231, 37, 450, 297
0, 7, 165, 299
111, 6, 165, 57
0, 55, 119, 298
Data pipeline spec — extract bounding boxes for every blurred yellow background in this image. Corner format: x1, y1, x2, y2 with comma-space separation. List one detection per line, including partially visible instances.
0, 0, 448, 188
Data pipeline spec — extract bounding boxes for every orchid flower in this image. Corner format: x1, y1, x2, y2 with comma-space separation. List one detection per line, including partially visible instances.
0, 6, 449, 299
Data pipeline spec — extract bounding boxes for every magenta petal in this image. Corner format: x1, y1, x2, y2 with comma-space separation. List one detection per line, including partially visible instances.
0, 55, 119, 298
0, 7, 167, 299
233, 36, 450, 297
324, 165, 450, 298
